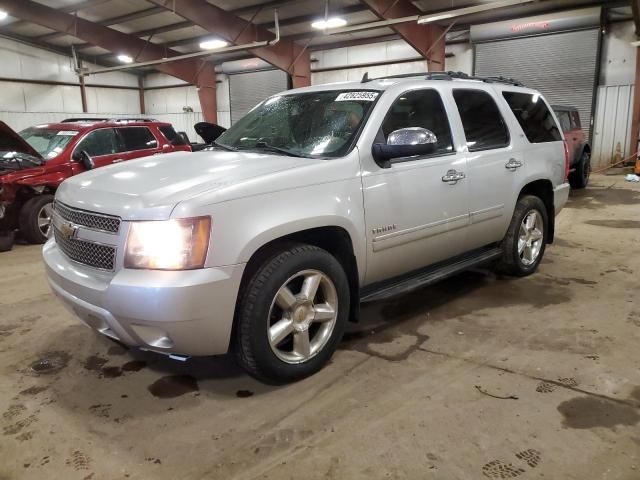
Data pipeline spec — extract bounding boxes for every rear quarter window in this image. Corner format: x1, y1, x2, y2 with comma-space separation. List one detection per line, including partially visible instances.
117, 127, 158, 151
502, 91, 562, 143
159, 126, 187, 145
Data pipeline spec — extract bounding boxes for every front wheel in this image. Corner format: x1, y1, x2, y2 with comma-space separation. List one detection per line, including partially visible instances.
19, 195, 54, 244
234, 244, 350, 384
496, 195, 548, 276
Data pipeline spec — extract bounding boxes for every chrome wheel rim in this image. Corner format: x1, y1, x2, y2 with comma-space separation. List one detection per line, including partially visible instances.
37, 202, 53, 238
267, 269, 338, 364
518, 210, 544, 266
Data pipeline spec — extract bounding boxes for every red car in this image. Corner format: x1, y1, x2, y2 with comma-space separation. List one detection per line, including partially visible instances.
0, 118, 191, 251
552, 106, 591, 189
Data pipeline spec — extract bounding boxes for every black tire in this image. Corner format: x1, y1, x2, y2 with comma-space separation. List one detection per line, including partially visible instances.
235, 244, 350, 384
569, 150, 590, 189
19, 195, 54, 244
0, 230, 15, 252
496, 195, 548, 277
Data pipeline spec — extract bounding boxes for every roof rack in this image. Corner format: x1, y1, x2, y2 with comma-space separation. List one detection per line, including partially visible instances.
361, 70, 524, 87
61, 117, 159, 123
61, 117, 109, 123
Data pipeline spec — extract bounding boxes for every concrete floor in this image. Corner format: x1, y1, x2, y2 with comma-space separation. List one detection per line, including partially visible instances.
1, 173, 639, 480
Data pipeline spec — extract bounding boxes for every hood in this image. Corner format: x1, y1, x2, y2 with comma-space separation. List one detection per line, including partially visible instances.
0, 121, 43, 160
194, 122, 227, 144
56, 149, 319, 220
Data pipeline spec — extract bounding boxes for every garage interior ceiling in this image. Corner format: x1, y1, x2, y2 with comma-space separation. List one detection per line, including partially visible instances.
0, 0, 630, 74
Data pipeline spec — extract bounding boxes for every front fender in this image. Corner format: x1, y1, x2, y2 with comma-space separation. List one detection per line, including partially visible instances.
16, 171, 68, 188
189, 179, 367, 283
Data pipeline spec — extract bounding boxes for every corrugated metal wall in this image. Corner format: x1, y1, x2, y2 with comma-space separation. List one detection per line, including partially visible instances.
474, 29, 600, 138
592, 84, 634, 168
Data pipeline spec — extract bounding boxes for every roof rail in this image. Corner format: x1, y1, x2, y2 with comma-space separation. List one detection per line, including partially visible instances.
361, 70, 524, 87
109, 118, 158, 123
61, 117, 109, 123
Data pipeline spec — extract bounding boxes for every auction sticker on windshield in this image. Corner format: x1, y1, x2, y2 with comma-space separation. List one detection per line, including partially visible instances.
335, 92, 379, 102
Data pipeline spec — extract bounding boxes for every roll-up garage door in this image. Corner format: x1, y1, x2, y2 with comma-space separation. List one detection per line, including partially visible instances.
475, 29, 599, 138
229, 69, 288, 124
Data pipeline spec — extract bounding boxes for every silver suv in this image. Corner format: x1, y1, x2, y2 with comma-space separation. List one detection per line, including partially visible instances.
43, 72, 570, 383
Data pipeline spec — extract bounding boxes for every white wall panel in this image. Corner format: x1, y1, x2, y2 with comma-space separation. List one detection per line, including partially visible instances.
61, 85, 84, 113
0, 81, 26, 111
600, 21, 636, 86
592, 84, 634, 168
144, 72, 189, 88
0, 42, 22, 78
86, 87, 139, 114
23, 84, 65, 112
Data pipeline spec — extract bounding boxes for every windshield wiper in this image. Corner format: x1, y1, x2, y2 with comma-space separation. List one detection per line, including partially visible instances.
211, 141, 236, 152
251, 142, 305, 158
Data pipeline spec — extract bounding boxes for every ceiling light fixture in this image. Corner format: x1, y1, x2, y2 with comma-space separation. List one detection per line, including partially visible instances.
199, 39, 229, 50
117, 54, 133, 64
311, 17, 347, 30
0, 10, 8, 21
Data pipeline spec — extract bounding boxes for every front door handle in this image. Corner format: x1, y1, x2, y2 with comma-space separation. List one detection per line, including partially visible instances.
112, 158, 125, 163
505, 158, 523, 170
442, 169, 466, 184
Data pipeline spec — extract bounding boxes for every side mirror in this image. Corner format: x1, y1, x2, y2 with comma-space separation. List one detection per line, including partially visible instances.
372, 127, 438, 168
73, 150, 95, 170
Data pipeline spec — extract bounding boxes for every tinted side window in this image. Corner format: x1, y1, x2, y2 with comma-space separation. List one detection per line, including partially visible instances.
381, 89, 453, 155
118, 127, 158, 151
76, 128, 118, 157
502, 91, 562, 143
452, 89, 509, 151
159, 126, 186, 145
556, 111, 571, 132
570, 111, 581, 130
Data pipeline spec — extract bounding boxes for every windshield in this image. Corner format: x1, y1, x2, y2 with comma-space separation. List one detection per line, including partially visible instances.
216, 90, 380, 158
19, 127, 78, 160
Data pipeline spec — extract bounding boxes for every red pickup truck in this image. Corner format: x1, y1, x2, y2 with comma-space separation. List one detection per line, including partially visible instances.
552, 105, 591, 189
0, 118, 191, 251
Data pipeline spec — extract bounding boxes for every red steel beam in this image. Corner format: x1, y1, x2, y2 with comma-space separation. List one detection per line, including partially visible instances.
0, 0, 218, 122
147, 0, 310, 88
360, 0, 446, 72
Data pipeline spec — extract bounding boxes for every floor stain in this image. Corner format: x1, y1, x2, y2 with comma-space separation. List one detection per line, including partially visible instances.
107, 345, 127, 356
30, 351, 71, 374
19, 385, 48, 396
3, 404, 26, 421
236, 390, 254, 398
100, 366, 122, 379
557, 396, 640, 429
515, 449, 541, 468
568, 187, 640, 211
88, 404, 111, 418
121, 360, 147, 372
3, 414, 37, 435
66, 450, 91, 471
148, 375, 199, 399
585, 219, 640, 229
83, 355, 108, 372
482, 460, 525, 478
536, 382, 556, 393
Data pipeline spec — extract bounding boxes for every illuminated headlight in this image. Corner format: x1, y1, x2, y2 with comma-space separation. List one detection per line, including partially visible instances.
124, 217, 211, 270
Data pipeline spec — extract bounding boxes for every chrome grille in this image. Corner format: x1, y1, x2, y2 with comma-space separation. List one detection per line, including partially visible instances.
54, 201, 120, 233
54, 228, 116, 271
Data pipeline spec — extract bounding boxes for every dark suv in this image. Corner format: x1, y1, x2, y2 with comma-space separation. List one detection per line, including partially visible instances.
0, 118, 191, 251
552, 106, 590, 189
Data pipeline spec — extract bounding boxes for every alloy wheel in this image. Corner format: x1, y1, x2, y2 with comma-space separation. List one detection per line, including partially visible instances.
518, 210, 544, 266
37, 202, 53, 238
267, 269, 338, 364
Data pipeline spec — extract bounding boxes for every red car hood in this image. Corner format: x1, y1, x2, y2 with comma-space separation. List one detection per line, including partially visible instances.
0, 121, 43, 160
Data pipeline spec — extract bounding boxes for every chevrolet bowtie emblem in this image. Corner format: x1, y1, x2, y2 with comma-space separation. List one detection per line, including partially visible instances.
59, 221, 79, 240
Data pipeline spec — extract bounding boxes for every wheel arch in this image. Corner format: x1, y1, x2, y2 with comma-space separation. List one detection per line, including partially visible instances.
518, 179, 555, 243
237, 225, 361, 324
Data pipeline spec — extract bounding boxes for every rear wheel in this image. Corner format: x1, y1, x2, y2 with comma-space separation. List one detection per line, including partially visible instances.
235, 244, 349, 384
569, 150, 590, 189
497, 195, 548, 276
19, 195, 54, 244
0, 230, 15, 252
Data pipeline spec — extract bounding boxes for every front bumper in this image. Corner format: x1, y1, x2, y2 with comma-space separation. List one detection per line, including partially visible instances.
43, 239, 245, 356
553, 182, 570, 215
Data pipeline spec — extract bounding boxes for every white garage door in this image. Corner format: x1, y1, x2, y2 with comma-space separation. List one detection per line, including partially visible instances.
229, 69, 288, 124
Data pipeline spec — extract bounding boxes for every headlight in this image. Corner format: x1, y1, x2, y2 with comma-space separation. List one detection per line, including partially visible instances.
124, 217, 211, 270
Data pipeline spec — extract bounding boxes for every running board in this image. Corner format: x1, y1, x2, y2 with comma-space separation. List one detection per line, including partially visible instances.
360, 247, 502, 303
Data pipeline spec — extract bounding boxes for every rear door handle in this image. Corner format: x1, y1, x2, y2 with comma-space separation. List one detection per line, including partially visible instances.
442, 169, 466, 184
505, 158, 523, 170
